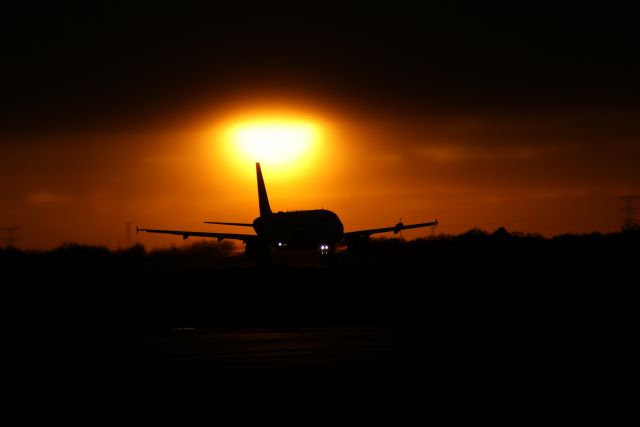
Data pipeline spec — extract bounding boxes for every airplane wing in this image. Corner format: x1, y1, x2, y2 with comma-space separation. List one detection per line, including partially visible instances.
343, 219, 438, 239
204, 221, 253, 227
137, 226, 257, 242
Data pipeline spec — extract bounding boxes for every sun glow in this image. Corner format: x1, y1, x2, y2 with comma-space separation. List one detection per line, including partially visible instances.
230, 121, 319, 165
210, 103, 337, 181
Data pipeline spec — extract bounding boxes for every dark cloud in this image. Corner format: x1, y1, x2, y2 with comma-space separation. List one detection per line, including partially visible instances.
1, 5, 638, 133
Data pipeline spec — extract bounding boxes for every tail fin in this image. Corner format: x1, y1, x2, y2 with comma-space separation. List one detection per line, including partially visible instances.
256, 162, 272, 217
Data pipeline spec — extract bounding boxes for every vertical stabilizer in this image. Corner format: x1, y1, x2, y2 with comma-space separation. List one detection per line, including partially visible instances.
256, 163, 272, 217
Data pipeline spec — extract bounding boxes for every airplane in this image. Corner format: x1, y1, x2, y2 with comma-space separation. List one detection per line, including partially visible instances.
137, 163, 438, 259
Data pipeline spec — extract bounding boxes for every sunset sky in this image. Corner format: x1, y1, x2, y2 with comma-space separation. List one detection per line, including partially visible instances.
1, 5, 639, 249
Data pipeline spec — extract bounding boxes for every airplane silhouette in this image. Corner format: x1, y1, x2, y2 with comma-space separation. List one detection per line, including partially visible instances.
138, 163, 438, 258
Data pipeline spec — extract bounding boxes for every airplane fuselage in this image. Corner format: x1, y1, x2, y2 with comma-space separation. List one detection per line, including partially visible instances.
253, 209, 344, 251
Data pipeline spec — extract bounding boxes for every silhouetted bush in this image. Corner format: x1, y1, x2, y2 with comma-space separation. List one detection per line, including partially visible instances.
2, 228, 637, 274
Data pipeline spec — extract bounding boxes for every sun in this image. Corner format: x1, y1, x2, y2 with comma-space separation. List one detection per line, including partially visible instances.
229, 121, 319, 166
212, 107, 331, 179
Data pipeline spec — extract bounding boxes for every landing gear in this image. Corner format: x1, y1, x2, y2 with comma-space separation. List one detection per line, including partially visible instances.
244, 240, 269, 264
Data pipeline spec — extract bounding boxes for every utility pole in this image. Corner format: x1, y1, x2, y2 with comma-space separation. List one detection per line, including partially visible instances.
619, 195, 640, 231
1, 226, 19, 248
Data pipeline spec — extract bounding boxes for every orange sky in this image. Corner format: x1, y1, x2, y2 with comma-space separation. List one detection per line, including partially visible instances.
2, 96, 639, 249
1, 6, 639, 249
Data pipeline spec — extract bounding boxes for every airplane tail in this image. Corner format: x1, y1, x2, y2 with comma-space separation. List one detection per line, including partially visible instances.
256, 162, 272, 217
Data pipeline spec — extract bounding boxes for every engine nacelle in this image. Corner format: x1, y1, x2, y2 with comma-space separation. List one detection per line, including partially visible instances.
393, 222, 404, 234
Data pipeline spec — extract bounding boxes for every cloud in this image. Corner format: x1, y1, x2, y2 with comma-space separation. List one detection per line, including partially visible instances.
140, 156, 188, 164
26, 191, 75, 206
415, 145, 547, 163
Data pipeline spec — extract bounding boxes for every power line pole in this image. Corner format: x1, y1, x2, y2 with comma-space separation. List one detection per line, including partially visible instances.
619, 195, 640, 231
1, 226, 19, 248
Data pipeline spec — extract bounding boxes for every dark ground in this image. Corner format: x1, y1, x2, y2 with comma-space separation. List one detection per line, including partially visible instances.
3, 229, 636, 424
